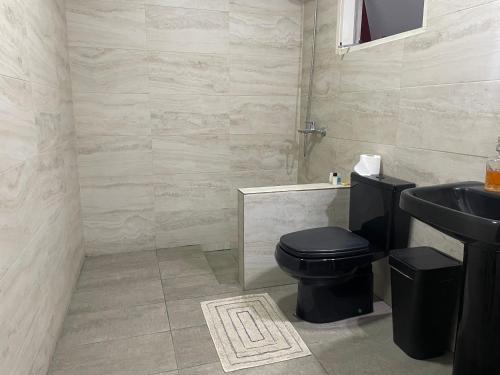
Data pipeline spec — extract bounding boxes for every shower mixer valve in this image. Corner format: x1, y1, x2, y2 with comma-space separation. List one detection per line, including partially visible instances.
298, 121, 327, 137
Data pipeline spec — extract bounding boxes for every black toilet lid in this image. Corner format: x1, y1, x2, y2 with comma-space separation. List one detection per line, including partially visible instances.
279, 226, 370, 259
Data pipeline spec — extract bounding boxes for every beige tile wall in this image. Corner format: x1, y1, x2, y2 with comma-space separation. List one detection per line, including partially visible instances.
299, 0, 499, 300
0, 0, 84, 374
66, 0, 302, 255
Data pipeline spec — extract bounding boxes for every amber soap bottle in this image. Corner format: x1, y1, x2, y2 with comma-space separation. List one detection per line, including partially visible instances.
485, 136, 500, 192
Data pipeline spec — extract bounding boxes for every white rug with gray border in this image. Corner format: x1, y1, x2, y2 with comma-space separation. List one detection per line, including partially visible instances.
201, 293, 311, 372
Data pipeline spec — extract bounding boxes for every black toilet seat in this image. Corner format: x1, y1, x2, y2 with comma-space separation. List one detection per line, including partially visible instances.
279, 226, 370, 259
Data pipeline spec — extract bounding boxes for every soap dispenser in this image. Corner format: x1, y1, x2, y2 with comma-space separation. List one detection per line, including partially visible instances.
485, 136, 500, 192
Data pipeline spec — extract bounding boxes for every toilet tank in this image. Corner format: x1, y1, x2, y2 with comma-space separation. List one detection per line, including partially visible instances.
349, 172, 415, 252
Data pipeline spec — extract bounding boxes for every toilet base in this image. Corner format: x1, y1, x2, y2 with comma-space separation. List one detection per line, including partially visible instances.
296, 265, 374, 323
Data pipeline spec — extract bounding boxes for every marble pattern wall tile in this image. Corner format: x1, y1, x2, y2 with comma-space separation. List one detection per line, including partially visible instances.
340, 40, 404, 93
153, 134, 230, 174
150, 94, 229, 136
402, 2, 500, 87
0, 0, 29, 80
229, 96, 297, 136
144, 0, 228, 11
66, 0, 301, 254
229, 11, 301, 58
239, 188, 349, 289
146, 5, 229, 54
69, 47, 149, 94
154, 173, 231, 212
149, 51, 229, 95
0, 75, 36, 173
65, 0, 147, 49
1, 0, 84, 373
155, 208, 235, 250
229, 0, 302, 15
230, 134, 298, 172
73, 93, 151, 136
230, 54, 300, 96
426, 0, 496, 19
398, 81, 500, 157
327, 90, 400, 145
77, 135, 153, 178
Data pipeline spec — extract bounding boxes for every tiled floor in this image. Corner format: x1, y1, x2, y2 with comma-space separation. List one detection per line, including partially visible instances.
48, 247, 453, 375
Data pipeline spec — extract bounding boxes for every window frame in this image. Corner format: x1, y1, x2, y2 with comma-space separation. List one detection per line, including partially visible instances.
335, 0, 429, 55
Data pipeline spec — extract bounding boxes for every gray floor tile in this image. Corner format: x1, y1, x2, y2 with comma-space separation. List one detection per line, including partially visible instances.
159, 256, 212, 279
162, 273, 241, 302
77, 254, 160, 289
49, 332, 177, 375
205, 250, 237, 274
311, 315, 453, 375
166, 292, 240, 330
179, 357, 327, 375
172, 325, 219, 369
157, 245, 204, 262
69, 278, 164, 314
58, 303, 170, 348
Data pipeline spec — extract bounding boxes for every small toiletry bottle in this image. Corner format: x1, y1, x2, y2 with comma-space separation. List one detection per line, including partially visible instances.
485, 137, 500, 192
329, 172, 334, 184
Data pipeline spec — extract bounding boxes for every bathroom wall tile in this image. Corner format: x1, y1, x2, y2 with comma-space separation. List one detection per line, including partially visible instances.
69, 47, 149, 94
243, 241, 295, 289
402, 2, 500, 87
326, 90, 400, 146
155, 208, 235, 250
398, 81, 500, 157
426, 0, 496, 19
31, 83, 69, 154
308, 48, 341, 98
393, 147, 486, 187
154, 173, 231, 212
156, 244, 204, 261
0, 160, 38, 281
77, 136, 153, 178
150, 94, 229, 136
69, 278, 164, 314
49, 332, 176, 375
0, 0, 29, 80
153, 134, 230, 174
230, 54, 300, 96
0, 75, 36, 173
57, 303, 170, 348
148, 51, 229, 95
79, 175, 155, 255
229, 96, 297, 136
303, 0, 337, 52
340, 40, 404, 93
229, 12, 301, 58
25, 0, 59, 87
144, 0, 228, 11
229, 0, 302, 15
146, 5, 228, 54
73, 93, 151, 136
240, 188, 349, 289
66, 0, 147, 49
297, 132, 336, 184
230, 134, 298, 172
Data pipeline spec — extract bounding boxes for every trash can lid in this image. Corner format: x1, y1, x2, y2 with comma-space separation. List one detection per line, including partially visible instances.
389, 247, 462, 280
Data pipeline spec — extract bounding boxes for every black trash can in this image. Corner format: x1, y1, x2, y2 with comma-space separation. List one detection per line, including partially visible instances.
389, 247, 462, 360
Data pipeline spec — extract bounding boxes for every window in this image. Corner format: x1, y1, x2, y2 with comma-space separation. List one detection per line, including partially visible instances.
337, 0, 426, 52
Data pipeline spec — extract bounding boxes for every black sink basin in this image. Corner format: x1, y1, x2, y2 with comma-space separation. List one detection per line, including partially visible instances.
400, 182, 500, 244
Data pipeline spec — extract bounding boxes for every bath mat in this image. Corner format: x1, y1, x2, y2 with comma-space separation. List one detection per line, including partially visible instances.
201, 293, 311, 372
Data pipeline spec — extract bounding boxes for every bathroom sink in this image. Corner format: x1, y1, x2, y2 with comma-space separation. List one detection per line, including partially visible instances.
400, 182, 500, 244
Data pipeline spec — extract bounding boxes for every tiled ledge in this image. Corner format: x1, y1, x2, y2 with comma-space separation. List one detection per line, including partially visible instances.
238, 183, 350, 195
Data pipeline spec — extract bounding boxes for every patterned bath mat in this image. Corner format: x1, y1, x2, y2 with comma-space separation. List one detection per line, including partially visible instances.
201, 293, 311, 372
